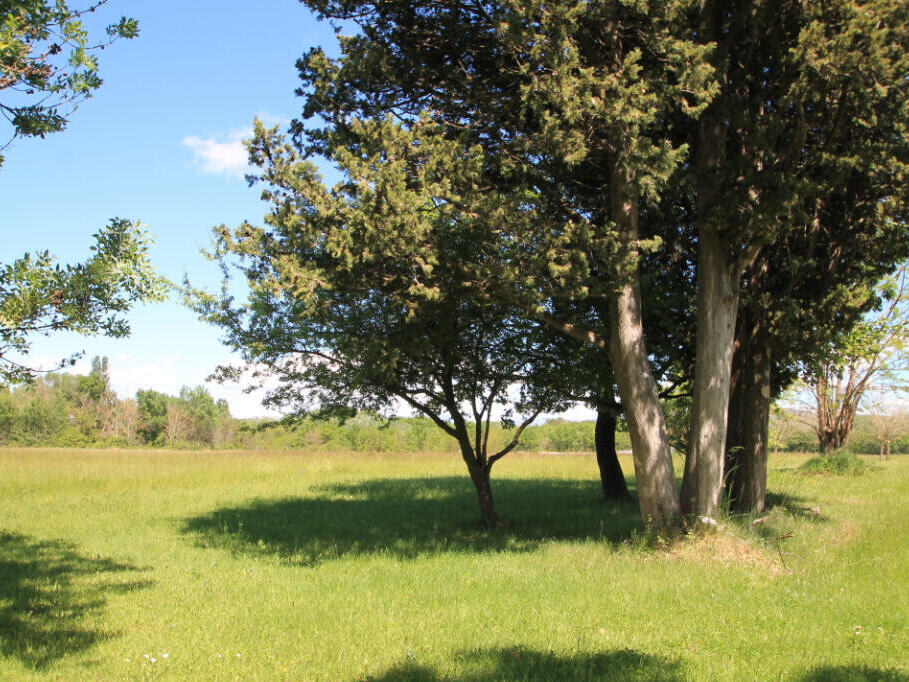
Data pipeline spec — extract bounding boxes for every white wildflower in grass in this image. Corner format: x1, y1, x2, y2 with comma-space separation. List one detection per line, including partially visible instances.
143, 654, 150, 659
151, 658, 157, 663
236, 653, 242, 658
162, 653, 170, 658
124, 659, 130, 663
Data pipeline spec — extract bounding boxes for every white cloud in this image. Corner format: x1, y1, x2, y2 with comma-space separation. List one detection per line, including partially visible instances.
104, 356, 282, 419
34, 354, 280, 420
181, 114, 289, 178
182, 129, 251, 177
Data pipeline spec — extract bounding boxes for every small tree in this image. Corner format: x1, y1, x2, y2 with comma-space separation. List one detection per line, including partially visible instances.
164, 401, 190, 445
801, 269, 908, 453
136, 388, 168, 444
866, 386, 909, 460
768, 405, 799, 454
189, 122, 564, 528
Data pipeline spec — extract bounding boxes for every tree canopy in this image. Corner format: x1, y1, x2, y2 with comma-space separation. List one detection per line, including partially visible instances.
0, 3, 164, 385
189, 120, 572, 527
188, 0, 909, 526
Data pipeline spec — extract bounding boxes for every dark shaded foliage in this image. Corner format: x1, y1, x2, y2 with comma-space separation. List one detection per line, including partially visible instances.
795, 665, 909, 682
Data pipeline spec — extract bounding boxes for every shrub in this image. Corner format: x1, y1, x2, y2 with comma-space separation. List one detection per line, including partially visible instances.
797, 450, 871, 476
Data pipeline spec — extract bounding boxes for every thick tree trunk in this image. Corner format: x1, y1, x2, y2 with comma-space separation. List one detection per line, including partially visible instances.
595, 406, 630, 500
680, 100, 739, 520
681, 226, 739, 517
818, 429, 850, 453
725, 312, 770, 514
608, 163, 679, 526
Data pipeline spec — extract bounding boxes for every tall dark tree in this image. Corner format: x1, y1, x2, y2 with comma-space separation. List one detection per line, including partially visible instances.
695, 0, 909, 514
293, 0, 716, 526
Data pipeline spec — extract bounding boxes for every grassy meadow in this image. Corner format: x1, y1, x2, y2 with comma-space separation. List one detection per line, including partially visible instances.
0, 447, 907, 681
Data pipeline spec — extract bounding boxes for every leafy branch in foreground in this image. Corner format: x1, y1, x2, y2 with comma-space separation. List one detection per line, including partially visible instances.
0, 0, 138, 166
0, 218, 169, 383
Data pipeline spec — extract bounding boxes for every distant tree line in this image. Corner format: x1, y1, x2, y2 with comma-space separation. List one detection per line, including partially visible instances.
4, 358, 904, 456
0, 356, 644, 452
0, 357, 236, 448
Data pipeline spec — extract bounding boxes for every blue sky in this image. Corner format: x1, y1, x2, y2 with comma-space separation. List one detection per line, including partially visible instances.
0, 1, 343, 417
1, 1, 600, 421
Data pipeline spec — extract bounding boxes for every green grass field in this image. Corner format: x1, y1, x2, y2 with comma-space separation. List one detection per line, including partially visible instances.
1, 448, 907, 681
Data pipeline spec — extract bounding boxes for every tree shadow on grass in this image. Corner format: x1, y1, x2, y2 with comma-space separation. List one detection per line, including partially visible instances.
764, 491, 827, 520
361, 647, 685, 681
181, 476, 642, 566
0, 532, 151, 670
724, 490, 829, 544
794, 665, 909, 681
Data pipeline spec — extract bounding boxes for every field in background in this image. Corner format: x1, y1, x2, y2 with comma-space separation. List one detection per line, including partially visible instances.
0, 448, 907, 680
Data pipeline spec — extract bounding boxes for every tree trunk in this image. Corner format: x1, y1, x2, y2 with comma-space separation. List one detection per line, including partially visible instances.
595, 406, 630, 500
814, 376, 856, 454
468, 463, 497, 529
680, 98, 739, 519
725, 311, 770, 514
725, 319, 746, 506
453, 429, 498, 529
682, 227, 739, 517
608, 163, 679, 526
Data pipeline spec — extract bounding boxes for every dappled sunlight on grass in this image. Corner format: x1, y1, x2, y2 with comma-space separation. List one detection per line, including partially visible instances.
181, 476, 642, 566
1, 449, 907, 679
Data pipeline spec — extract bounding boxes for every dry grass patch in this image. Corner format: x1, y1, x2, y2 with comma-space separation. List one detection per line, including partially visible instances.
650, 528, 785, 576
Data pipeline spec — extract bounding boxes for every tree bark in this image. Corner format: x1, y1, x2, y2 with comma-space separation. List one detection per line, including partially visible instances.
814, 373, 857, 453
608, 163, 679, 526
725, 311, 770, 514
454, 432, 497, 529
682, 227, 739, 518
680, 88, 740, 519
595, 406, 631, 500
467, 462, 497, 529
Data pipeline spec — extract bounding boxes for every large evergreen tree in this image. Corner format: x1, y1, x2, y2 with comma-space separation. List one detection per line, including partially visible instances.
686, 0, 909, 514
679, 0, 909, 517
292, 0, 715, 525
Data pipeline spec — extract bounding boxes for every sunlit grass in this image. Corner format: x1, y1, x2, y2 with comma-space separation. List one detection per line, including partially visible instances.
0, 448, 906, 680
